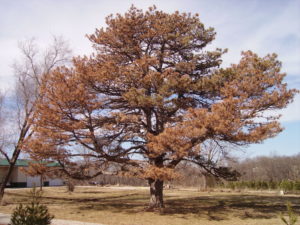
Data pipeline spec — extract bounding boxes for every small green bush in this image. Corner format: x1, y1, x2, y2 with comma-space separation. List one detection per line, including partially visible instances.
222, 180, 300, 192
10, 187, 54, 225
293, 181, 300, 191
280, 202, 298, 225
280, 180, 294, 192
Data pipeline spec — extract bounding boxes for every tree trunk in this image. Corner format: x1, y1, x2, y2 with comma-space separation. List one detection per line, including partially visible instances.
0, 149, 21, 202
0, 163, 15, 201
203, 174, 207, 190
40, 175, 43, 191
148, 178, 164, 209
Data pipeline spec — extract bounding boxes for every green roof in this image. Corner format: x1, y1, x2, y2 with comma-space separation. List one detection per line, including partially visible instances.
0, 159, 60, 167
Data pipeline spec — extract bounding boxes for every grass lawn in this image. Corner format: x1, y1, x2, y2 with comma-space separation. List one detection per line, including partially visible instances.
0, 186, 299, 225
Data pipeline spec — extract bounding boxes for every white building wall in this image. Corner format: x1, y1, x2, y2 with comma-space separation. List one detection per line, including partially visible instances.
0, 166, 64, 187
48, 178, 64, 186
17, 169, 27, 182
27, 175, 41, 187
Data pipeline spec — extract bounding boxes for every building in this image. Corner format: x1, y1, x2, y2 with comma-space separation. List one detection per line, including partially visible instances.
0, 159, 64, 188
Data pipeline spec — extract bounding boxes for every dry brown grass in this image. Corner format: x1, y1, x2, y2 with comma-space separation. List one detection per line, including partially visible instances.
0, 186, 299, 225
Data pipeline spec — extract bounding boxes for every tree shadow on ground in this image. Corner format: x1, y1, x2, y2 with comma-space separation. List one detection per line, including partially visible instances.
161, 194, 300, 221
74, 193, 300, 221
6, 191, 300, 221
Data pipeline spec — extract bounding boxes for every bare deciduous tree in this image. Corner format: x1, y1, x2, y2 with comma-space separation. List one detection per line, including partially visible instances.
0, 36, 71, 201
232, 154, 300, 182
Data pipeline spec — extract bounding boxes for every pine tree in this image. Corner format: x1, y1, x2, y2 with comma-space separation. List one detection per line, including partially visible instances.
10, 187, 54, 225
27, 6, 297, 209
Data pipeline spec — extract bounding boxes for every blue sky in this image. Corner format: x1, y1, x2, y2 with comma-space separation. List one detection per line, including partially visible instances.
0, 0, 299, 158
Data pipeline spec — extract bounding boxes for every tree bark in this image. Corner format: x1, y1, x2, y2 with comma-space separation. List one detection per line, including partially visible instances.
0, 164, 14, 200
0, 148, 21, 201
148, 178, 164, 209
40, 175, 43, 191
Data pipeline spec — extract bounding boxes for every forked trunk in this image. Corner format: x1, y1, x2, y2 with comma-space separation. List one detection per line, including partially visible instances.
0, 148, 21, 202
148, 178, 164, 209
0, 163, 15, 201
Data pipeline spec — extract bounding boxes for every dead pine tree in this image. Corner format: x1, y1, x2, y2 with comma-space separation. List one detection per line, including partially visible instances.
28, 6, 297, 209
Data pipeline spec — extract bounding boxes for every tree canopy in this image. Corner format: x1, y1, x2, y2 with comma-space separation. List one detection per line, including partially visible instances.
27, 6, 297, 208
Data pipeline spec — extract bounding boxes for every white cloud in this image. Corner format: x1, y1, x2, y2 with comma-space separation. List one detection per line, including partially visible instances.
198, 0, 300, 76
0, 0, 186, 92
279, 93, 300, 122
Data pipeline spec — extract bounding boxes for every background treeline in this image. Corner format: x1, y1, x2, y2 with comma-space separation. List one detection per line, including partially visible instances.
231, 153, 300, 182
83, 154, 300, 191
220, 180, 300, 192
89, 174, 146, 186
222, 153, 300, 192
